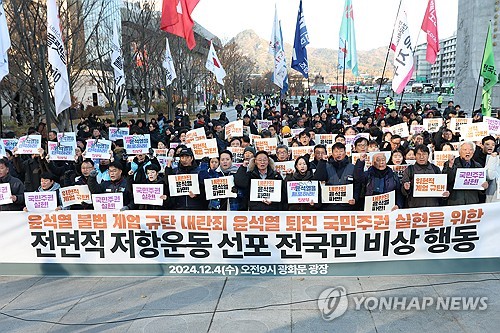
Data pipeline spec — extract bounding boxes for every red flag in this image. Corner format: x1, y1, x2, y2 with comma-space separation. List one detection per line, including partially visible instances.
160, 0, 200, 50
421, 0, 439, 64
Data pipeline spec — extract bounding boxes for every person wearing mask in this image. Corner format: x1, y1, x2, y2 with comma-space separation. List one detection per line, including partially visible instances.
313, 142, 359, 211
234, 150, 284, 211
401, 145, 449, 208
0, 158, 25, 211
442, 141, 488, 206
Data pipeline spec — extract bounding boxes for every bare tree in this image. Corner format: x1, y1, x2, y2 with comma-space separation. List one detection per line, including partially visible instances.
218, 40, 255, 101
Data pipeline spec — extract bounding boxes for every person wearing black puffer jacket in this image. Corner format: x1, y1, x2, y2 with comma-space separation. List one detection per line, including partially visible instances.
164, 147, 207, 210
313, 142, 359, 211
234, 150, 284, 211
88, 161, 133, 210
0, 158, 25, 211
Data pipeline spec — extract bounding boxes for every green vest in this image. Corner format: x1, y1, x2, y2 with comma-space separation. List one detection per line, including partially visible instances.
385, 97, 391, 105
437, 95, 443, 103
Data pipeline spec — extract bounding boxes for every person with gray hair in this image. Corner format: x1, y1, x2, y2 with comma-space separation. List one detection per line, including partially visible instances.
273, 144, 290, 162
442, 141, 488, 206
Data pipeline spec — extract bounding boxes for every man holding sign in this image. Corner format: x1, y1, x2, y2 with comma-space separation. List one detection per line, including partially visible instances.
401, 145, 450, 208
0, 159, 24, 211
442, 141, 488, 206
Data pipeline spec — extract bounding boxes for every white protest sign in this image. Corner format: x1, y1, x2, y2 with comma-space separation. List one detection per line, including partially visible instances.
0, 183, 12, 205
92, 193, 123, 210
16, 135, 41, 154
413, 174, 447, 197
351, 116, 361, 124
291, 128, 304, 137
410, 125, 425, 135
85, 139, 112, 159
315, 134, 336, 146
390, 123, 410, 138
250, 179, 282, 202
287, 181, 318, 204
253, 137, 278, 154
389, 164, 409, 179
123, 134, 151, 155
275, 161, 295, 178
48, 142, 75, 161
483, 116, 500, 134
204, 176, 237, 200
227, 147, 244, 163
186, 127, 206, 144
364, 190, 395, 212
449, 117, 472, 132
109, 127, 129, 141
24, 192, 57, 212
2, 139, 18, 152
191, 138, 218, 159
453, 168, 486, 190
153, 149, 169, 172
423, 118, 443, 133
256, 119, 272, 132
56, 132, 76, 147
60, 185, 92, 207
133, 184, 163, 206
432, 150, 459, 169
459, 122, 489, 142
289, 146, 313, 160
168, 174, 200, 196
320, 184, 353, 203
345, 133, 369, 150
225, 120, 243, 138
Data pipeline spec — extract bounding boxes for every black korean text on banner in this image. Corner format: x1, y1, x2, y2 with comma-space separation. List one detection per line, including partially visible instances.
250, 179, 282, 202
168, 174, 200, 196
320, 184, 353, 203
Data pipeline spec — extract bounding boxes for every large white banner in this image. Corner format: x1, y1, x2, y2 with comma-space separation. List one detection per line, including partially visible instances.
0, 204, 498, 265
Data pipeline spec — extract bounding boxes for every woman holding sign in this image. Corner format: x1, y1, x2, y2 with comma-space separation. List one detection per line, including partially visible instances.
234, 150, 284, 211
284, 155, 318, 211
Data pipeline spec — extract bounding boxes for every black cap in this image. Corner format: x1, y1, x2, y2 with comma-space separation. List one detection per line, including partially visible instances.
178, 147, 194, 157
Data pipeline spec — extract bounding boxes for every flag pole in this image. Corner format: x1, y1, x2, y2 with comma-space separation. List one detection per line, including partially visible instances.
307, 77, 311, 117
375, 0, 403, 108
472, 22, 490, 113
341, 40, 347, 125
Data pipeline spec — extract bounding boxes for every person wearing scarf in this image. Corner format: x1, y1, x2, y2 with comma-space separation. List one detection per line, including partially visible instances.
285, 155, 318, 211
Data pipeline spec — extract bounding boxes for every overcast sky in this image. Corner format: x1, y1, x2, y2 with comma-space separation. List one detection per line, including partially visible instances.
192, 0, 458, 50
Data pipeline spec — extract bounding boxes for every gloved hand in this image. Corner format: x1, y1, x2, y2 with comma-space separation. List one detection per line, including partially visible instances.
89, 170, 97, 177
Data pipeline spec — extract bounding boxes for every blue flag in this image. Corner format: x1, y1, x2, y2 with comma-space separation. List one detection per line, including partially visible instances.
338, 0, 359, 76
279, 19, 288, 96
291, 0, 309, 78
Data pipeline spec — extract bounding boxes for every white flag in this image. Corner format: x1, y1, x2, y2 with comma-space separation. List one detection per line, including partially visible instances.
111, 21, 125, 88
47, 0, 71, 115
0, 0, 11, 82
205, 42, 226, 85
162, 38, 176, 86
269, 5, 287, 89
391, 10, 414, 94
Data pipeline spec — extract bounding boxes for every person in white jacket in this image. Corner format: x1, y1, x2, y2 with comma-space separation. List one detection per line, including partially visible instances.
485, 152, 500, 203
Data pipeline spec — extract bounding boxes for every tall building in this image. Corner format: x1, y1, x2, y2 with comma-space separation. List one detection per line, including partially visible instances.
456, 0, 500, 112
414, 35, 456, 89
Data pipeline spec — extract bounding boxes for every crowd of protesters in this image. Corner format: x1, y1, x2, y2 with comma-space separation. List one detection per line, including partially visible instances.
0, 94, 499, 212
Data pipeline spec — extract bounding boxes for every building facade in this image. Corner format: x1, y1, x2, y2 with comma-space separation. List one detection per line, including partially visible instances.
456, 0, 500, 112
414, 35, 456, 89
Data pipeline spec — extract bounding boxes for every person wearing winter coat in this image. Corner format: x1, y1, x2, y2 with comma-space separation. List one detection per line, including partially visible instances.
354, 151, 404, 210
164, 147, 207, 210
234, 150, 284, 211
284, 155, 318, 211
442, 141, 488, 206
0, 158, 25, 211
